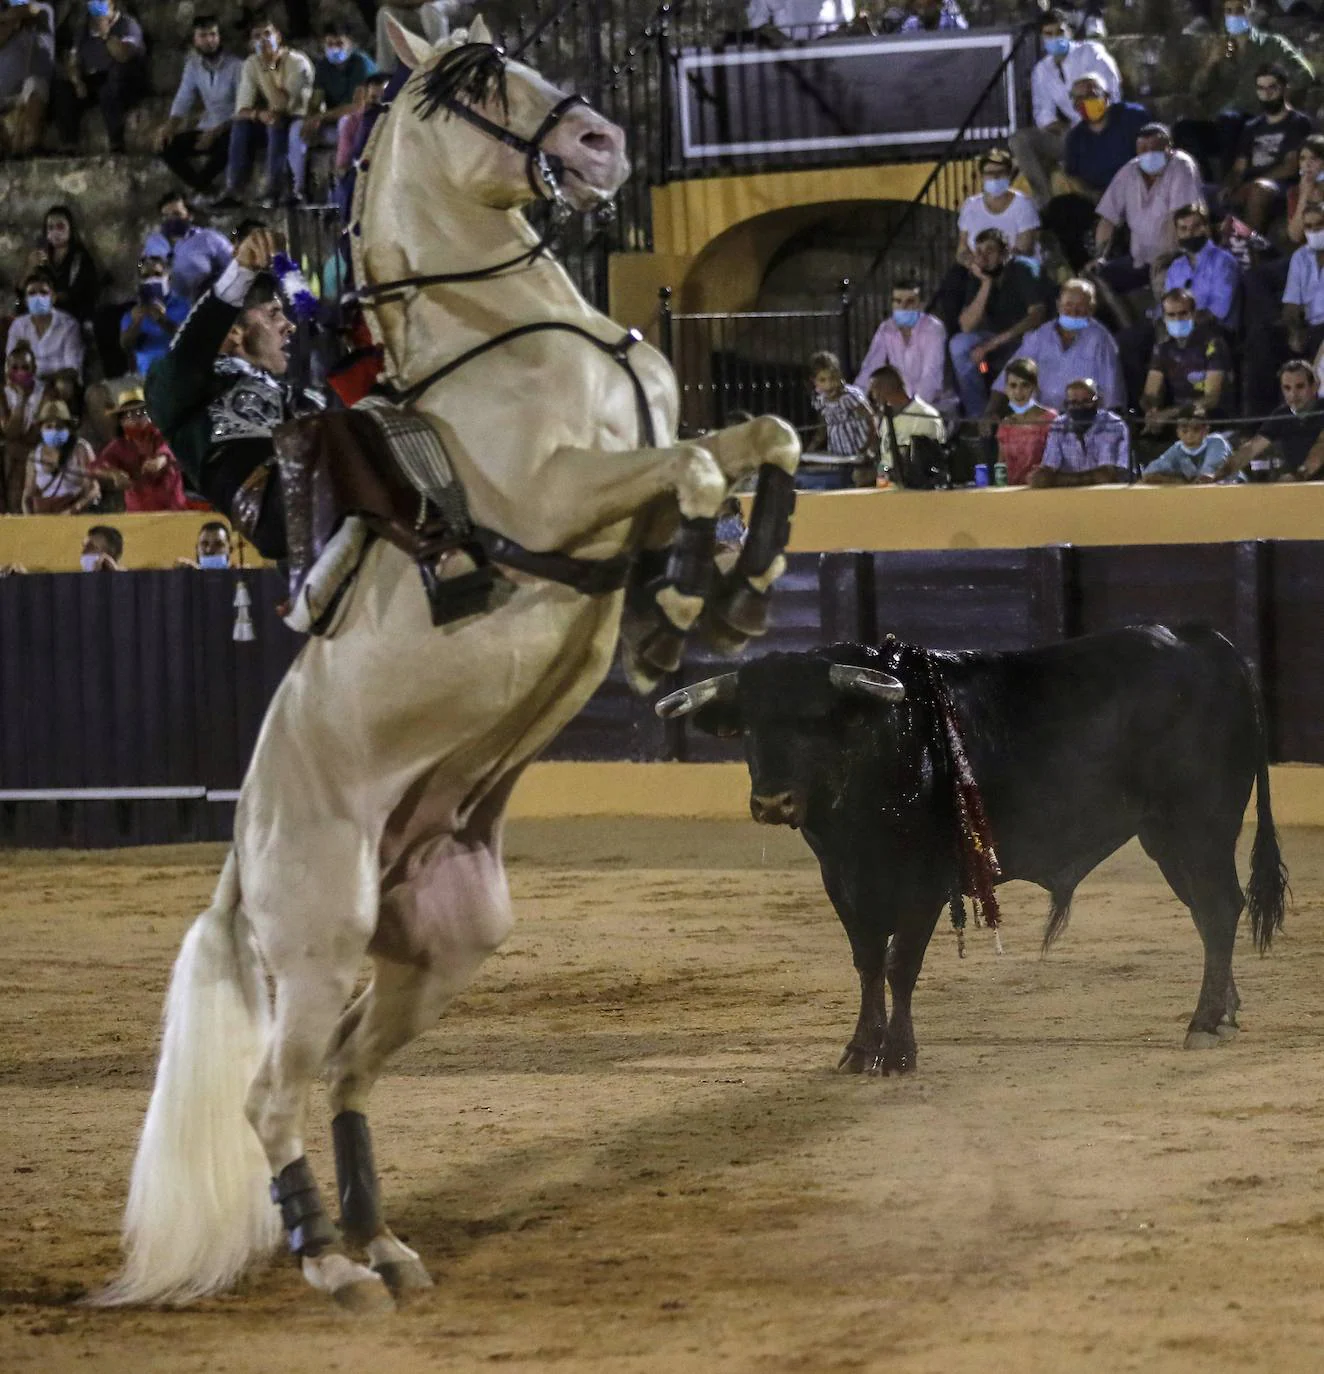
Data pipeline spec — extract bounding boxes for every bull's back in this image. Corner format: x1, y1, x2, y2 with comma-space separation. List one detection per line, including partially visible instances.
946, 625, 1259, 881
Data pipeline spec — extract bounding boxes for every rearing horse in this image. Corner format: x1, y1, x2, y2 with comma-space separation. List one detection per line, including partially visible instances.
95, 17, 799, 1313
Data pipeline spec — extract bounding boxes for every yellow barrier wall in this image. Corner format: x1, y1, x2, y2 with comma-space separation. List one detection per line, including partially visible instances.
0, 513, 267, 572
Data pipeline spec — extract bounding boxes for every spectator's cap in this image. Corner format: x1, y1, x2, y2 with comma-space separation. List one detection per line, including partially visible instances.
980, 148, 1015, 173
1175, 403, 1209, 423
110, 384, 149, 415
37, 398, 74, 423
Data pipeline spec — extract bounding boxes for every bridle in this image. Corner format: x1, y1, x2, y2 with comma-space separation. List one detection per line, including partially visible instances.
355, 44, 599, 303
353, 42, 655, 447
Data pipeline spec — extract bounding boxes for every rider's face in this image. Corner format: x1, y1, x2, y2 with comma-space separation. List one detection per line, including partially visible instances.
236, 298, 295, 376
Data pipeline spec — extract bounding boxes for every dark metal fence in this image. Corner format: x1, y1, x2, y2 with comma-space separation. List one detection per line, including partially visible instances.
659, 282, 852, 433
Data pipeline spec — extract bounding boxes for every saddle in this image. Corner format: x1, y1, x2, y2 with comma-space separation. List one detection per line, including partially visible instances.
265, 402, 632, 635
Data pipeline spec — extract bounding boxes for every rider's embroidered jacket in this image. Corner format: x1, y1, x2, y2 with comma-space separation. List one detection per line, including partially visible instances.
145, 259, 287, 545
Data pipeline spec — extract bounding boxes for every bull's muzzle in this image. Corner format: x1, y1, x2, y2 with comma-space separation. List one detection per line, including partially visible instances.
750, 791, 804, 828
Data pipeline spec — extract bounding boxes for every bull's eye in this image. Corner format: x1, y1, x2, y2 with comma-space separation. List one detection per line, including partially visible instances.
711, 721, 741, 739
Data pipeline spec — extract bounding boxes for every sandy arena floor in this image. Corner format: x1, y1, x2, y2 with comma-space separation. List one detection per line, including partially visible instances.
2, 819, 1324, 1373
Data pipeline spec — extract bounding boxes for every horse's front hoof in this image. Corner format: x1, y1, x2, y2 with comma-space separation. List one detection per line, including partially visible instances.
333, 1275, 396, 1315
836, 1044, 875, 1074
304, 1251, 395, 1315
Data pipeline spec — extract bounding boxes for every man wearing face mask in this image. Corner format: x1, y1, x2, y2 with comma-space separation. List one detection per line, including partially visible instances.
288, 22, 376, 203
182, 520, 233, 570
1011, 7, 1121, 209
50, 0, 145, 154
155, 15, 241, 195
5, 269, 84, 382
1139, 288, 1230, 437
213, 19, 314, 210
1244, 202, 1324, 416
1089, 125, 1203, 301
1, 343, 43, 512
1223, 66, 1313, 234
1163, 203, 1242, 331
1042, 76, 1150, 272
956, 150, 1040, 263
950, 229, 1048, 420
119, 256, 189, 378
1030, 377, 1130, 487
1176, 0, 1312, 181
987, 278, 1123, 418
853, 280, 948, 406
140, 194, 233, 305
144, 227, 297, 558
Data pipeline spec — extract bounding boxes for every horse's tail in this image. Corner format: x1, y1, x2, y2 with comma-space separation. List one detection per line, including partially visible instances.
90, 853, 281, 1306
1246, 678, 1289, 954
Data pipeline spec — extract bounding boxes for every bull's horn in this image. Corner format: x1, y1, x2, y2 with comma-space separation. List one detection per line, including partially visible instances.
654, 673, 738, 719
829, 664, 906, 703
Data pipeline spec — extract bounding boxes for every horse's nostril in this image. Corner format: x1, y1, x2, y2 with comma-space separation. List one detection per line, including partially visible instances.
579, 129, 614, 153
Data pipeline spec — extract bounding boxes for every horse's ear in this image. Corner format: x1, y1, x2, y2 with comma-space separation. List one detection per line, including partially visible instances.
468, 14, 492, 43
384, 13, 435, 69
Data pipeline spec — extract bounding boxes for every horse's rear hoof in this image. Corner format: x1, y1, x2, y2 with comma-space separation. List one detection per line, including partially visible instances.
332, 1275, 396, 1315
374, 1258, 435, 1296
1183, 1030, 1224, 1050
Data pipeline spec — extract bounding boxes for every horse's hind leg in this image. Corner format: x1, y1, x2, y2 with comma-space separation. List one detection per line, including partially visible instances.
323, 832, 515, 1293
240, 821, 390, 1311
1138, 820, 1244, 1048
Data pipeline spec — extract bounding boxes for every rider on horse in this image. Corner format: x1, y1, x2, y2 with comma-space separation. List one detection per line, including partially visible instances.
145, 227, 301, 560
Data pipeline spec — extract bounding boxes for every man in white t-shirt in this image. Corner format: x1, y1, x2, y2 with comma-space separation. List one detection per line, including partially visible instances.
957, 148, 1041, 263
1009, 5, 1122, 207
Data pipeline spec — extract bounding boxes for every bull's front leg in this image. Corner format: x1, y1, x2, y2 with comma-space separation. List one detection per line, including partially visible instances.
880, 905, 944, 1076
838, 962, 888, 1075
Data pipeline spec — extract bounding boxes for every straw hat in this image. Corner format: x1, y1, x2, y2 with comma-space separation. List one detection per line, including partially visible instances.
110, 384, 149, 415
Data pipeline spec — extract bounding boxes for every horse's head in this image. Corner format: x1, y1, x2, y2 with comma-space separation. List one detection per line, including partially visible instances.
385, 15, 629, 214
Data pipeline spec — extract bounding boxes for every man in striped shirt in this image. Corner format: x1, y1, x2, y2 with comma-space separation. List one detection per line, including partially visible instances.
1031, 376, 1131, 486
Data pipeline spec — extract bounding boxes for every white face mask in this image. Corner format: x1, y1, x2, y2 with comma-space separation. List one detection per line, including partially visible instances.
1007, 398, 1037, 414
1307, 229, 1324, 250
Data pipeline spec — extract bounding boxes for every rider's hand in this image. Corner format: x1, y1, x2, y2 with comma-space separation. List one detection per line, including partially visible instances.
235, 227, 279, 271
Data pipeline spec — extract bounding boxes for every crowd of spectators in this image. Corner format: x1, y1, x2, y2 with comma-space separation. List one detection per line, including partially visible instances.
829, 1, 1324, 489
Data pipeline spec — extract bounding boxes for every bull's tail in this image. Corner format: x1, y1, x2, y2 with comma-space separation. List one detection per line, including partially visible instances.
1246, 685, 1289, 952
1247, 714, 1285, 950
1041, 887, 1075, 953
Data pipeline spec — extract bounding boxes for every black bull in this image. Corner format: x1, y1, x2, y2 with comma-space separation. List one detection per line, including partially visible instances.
657, 626, 1288, 1073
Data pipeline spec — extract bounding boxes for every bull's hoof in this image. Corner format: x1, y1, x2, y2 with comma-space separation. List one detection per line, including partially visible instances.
373, 1258, 435, 1296
1183, 1029, 1225, 1050
1215, 1019, 1240, 1040
882, 1051, 916, 1076
836, 1044, 879, 1074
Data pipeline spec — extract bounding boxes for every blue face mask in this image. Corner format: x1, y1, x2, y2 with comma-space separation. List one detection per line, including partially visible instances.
1044, 35, 1071, 57
1137, 150, 1169, 176
26, 293, 52, 316
41, 427, 69, 448
892, 308, 920, 328
1166, 317, 1194, 339
1225, 14, 1251, 35
983, 177, 1011, 197
198, 552, 230, 570
1008, 398, 1037, 414
87, 0, 110, 16
325, 45, 349, 63
80, 553, 102, 573
1058, 313, 1090, 332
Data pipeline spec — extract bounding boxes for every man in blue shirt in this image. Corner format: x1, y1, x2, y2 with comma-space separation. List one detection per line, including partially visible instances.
119, 255, 189, 377
289, 22, 375, 203
1163, 203, 1241, 330
1042, 75, 1150, 271
141, 192, 233, 303
154, 14, 240, 194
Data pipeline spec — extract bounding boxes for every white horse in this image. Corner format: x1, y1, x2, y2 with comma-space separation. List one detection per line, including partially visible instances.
95, 17, 799, 1312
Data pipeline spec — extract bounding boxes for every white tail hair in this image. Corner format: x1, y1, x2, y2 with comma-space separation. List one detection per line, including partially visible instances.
91, 853, 282, 1306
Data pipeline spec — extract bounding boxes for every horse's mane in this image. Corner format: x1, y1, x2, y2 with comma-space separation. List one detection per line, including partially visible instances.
414, 42, 510, 122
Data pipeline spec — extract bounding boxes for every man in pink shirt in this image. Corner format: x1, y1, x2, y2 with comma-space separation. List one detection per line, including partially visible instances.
1089, 123, 1204, 302
853, 279, 947, 405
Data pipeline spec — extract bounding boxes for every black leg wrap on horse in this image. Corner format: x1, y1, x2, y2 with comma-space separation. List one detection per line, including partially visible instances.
663, 516, 717, 601
270, 1157, 339, 1257
736, 464, 796, 580
332, 1110, 383, 1248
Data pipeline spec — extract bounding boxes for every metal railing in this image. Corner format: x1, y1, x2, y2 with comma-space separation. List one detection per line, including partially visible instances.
658, 281, 852, 434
